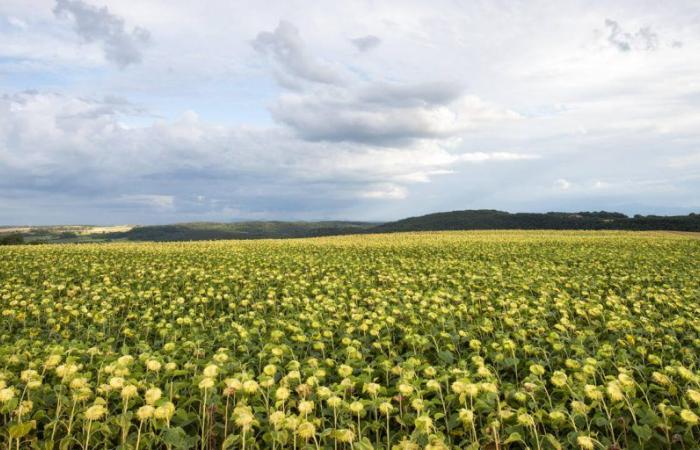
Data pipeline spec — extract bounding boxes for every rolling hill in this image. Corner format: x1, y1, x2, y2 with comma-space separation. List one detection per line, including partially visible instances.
2, 210, 699, 244
104, 221, 377, 241
372, 209, 700, 232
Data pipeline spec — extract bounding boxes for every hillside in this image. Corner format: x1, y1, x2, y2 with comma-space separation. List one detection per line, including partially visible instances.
2, 210, 699, 244
373, 209, 700, 232
104, 221, 377, 241
0, 225, 134, 244
0, 221, 377, 244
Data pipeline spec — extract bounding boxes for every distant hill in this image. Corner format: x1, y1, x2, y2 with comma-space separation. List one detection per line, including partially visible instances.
0, 225, 134, 244
373, 209, 700, 232
104, 221, 376, 241
2, 211, 699, 244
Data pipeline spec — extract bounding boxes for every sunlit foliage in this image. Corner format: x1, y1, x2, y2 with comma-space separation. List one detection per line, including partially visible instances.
0, 231, 699, 449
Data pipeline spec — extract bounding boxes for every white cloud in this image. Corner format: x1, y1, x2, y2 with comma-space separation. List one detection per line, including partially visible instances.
668, 152, 700, 169
0, 0, 699, 223
252, 21, 520, 145
360, 184, 407, 200
552, 178, 681, 196
53, 0, 151, 68
271, 92, 519, 144
252, 21, 341, 87
350, 35, 381, 52
457, 152, 538, 162
604, 19, 659, 52
555, 179, 572, 190
119, 194, 174, 210
7, 16, 27, 29
0, 91, 534, 214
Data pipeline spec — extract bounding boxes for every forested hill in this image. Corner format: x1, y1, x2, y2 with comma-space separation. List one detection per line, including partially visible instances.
2, 211, 699, 244
107, 221, 376, 241
372, 210, 700, 233
116, 212, 699, 241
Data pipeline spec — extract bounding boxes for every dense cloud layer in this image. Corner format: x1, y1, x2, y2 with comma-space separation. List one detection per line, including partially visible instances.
0, 91, 535, 222
0, 0, 698, 224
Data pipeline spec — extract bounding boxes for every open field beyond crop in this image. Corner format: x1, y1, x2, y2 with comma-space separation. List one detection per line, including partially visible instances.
1, 231, 699, 449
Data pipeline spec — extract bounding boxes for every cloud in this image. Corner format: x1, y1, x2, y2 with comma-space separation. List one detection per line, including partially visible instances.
550, 178, 685, 197
252, 21, 340, 86
252, 22, 518, 145
555, 178, 571, 190
3, 2, 699, 223
604, 19, 659, 52
0, 90, 535, 223
271, 91, 519, 144
360, 184, 407, 199
53, 0, 151, 68
668, 152, 700, 169
359, 82, 464, 107
6, 16, 28, 29
350, 35, 381, 52
119, 194, 174, 211
458, 152, 538, 162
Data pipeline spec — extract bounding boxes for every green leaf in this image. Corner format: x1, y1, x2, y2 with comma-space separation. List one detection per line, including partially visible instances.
172, 409, 196, 427
221, 433, 239, 449
503, 357, 520, 367
59, 437, 79, 450
437, 350, 454, 364
8, 420, 36, 439
355, 437, 375, 450
162, 426, 197, 449
1, 398, 18, 414
504, 432, 524, 444
544, 433, 563, 450
638, 408, 662, 427
269, 429, 289, 444
592, 415, 608, 427
632, 424, 652, 442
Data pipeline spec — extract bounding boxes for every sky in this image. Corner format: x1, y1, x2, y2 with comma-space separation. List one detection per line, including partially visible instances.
0, 0, 699, 225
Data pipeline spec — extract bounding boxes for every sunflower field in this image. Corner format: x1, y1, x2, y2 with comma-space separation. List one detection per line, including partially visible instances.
1, 231, 699, 449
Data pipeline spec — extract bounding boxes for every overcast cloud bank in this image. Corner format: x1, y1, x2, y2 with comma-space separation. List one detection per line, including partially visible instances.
0, 0, 698, 224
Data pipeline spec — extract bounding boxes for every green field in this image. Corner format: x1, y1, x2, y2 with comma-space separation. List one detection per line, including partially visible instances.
1, 231, 699, 449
